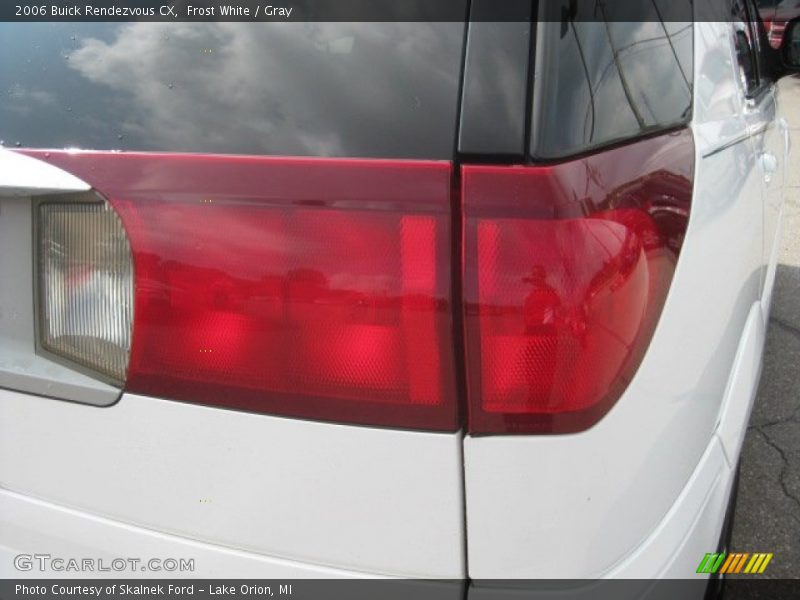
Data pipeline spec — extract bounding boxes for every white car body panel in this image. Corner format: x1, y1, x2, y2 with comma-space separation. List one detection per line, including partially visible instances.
0, 147, 90, 197
0, 489, 374, 579
0, 390, 465, 578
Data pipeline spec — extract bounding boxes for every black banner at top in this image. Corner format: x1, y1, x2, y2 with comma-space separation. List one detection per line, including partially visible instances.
2, 0, 706, 23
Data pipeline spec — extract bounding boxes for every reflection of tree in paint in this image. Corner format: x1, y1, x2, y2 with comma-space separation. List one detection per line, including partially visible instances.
523, 265, 561, 335
521, 265, 562, 406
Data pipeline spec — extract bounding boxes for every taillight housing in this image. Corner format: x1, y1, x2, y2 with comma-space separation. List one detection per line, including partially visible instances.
462, 131, 694, 434
27, 153, 458, 431
36, 197, 134, 383
25, 130, 692, 435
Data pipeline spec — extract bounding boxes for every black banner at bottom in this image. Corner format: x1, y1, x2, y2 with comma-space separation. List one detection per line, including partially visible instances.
1, 579, 799, 600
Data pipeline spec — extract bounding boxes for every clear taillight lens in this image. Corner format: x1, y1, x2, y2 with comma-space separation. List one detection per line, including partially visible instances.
37, 200, 134, 382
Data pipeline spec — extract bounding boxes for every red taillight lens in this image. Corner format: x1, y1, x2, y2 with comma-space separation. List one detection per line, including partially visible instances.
29, 153, 458, 431
463, 131, 694, 434
768, 21, 787, 49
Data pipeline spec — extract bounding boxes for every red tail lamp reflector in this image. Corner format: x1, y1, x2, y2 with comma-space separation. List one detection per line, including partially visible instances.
462, 131, 694, 434
28, 152, 458, 431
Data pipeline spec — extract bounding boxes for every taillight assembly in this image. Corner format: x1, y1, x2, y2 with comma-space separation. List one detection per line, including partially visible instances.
37, 198, 134, 383
29, 153, 458, 431
25, 129, 692, 434
768, 21, 787, 49
462, 131, 694, 433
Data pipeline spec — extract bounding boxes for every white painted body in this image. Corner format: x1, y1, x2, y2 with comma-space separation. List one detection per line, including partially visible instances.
0, 21, 794, 584
0, 391, 465, 578
0, 148, 89, 197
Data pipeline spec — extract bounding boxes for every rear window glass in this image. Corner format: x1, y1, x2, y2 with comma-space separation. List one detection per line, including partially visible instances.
0, 22, 465, 159
531, 2, 693, 159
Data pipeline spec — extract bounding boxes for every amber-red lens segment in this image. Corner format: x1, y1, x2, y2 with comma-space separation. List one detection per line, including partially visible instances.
462, 130, 695, 434
25, 152, 459, 431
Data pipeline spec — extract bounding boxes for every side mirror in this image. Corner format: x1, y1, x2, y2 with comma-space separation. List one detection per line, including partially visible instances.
783, 18, 800, 71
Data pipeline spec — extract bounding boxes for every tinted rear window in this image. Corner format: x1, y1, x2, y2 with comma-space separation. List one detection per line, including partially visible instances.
531, 2, 693, 159
0, 22, 465, 159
